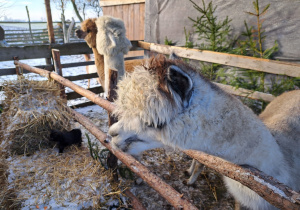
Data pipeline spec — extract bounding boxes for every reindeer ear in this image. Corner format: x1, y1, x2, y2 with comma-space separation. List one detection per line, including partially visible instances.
167, 65, 193, 108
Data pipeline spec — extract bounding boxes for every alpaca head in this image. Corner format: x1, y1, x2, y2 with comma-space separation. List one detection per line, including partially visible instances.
95, 16, 132, 56
76, 18, 98, 48
108, 54, 198, 157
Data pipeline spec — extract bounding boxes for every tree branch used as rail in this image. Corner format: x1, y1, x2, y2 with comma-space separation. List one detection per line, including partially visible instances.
184, 150, 300, 210
71, 109, 198, 210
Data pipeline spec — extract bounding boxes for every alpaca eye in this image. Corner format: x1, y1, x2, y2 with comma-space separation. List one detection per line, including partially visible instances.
146, 122, 155, 128
87, 29, 91, 33
146, 122, 165, 129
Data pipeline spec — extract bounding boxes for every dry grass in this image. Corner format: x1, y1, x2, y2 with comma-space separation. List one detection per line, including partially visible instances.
0, 146, 131, 209
0, 151, 21, 210
0, 76, 73, 155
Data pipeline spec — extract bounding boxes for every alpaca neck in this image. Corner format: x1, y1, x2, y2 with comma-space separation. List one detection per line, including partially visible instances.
91, 47, 105, 87
168, 81, 289, 182
104, 52, 125, 95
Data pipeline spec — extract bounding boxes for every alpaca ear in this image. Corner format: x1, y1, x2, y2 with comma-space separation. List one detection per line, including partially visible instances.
169, 52, 181, 60
167, 65, 193, 108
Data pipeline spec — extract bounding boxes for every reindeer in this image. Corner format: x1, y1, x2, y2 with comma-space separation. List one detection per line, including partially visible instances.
108, 54, 300, 209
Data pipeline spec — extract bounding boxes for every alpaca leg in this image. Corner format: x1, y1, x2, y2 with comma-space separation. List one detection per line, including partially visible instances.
84, 54, 91, 89
235, 200, 241, 210
186, 159, 203, 185
186, 159, 196, 175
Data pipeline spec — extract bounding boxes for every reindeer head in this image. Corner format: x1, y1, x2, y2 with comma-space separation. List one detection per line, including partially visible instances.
108, 54, 197, 158
75, 18, 98, 48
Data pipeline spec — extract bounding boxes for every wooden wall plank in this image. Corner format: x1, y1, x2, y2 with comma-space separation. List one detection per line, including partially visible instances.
139, 3, 145, 40
122, 4, 130, 39
102, 3, 145, 41
129, 4, 135, 40
133, 3, 140, 40
100, 0, 145, 7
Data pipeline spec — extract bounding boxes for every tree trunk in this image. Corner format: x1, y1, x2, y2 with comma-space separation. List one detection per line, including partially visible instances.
25, 6, 34, 44
70, 0, 83, 22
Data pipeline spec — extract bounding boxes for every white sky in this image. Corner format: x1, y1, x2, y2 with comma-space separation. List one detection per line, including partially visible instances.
1, 0, 100, 22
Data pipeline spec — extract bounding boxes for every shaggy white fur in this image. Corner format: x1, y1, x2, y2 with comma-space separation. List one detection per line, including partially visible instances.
95, 16, 132, 94
109, 54, 300, 210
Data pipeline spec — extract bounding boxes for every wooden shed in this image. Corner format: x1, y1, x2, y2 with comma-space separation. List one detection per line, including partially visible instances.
100, 0, 145, 40
100, 0, 145, 57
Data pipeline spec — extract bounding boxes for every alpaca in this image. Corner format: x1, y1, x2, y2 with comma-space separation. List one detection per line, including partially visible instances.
186, 90, 300, 187
185, 159, 204, 185
76, 18, 143, 93
108, 54, 300, 210
95, 16, 132, 95
76, 18, 105, 89
83, 53, 100, 89
50, 129, 82, 153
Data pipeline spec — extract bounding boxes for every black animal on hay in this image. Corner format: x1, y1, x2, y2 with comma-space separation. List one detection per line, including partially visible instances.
50, 129, 82, 153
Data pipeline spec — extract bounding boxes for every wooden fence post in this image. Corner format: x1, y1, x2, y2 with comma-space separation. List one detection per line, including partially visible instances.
13, 56, 22, 75
51, 49, 66, 98
25, 6, 34, 44
106, 69, 119, 182
44, 0, 55, 65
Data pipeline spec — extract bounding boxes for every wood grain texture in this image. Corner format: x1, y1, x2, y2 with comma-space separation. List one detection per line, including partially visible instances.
138, 41, 300, 77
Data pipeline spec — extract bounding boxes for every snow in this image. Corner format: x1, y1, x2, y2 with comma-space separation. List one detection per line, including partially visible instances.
0, 53, 119, 209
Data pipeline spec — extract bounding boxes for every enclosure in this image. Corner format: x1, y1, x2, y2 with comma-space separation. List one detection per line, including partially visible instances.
0, 0, 300, 209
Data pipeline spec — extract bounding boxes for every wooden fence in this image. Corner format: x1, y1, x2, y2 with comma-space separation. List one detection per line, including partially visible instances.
0, 41, 142, 107
7, 41, 300, 209
0, 21, 80, 46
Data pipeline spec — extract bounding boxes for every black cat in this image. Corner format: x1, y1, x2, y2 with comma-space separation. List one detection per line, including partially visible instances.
50, 129, 82, 153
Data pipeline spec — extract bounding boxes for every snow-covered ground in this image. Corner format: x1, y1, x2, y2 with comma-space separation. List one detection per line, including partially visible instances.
0, 54, 118, 209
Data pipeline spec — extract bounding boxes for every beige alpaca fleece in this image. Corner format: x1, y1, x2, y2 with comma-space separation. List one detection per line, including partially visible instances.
77, 18, 143, 91
95, 16, 132, 94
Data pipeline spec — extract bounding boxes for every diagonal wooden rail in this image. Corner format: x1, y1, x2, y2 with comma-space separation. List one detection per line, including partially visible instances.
14, 60, 300, 209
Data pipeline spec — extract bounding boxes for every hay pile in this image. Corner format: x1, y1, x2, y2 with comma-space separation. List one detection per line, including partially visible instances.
0, 76, 73, 155
1, 146, 130, 209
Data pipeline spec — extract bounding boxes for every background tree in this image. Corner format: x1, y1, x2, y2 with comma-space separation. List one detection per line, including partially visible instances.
0, 0, 14, 20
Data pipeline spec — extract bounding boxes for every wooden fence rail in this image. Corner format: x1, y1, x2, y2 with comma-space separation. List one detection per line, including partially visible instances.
13, 59, 300, 210
0, 41, 142, 62
138, 41, 300, 78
